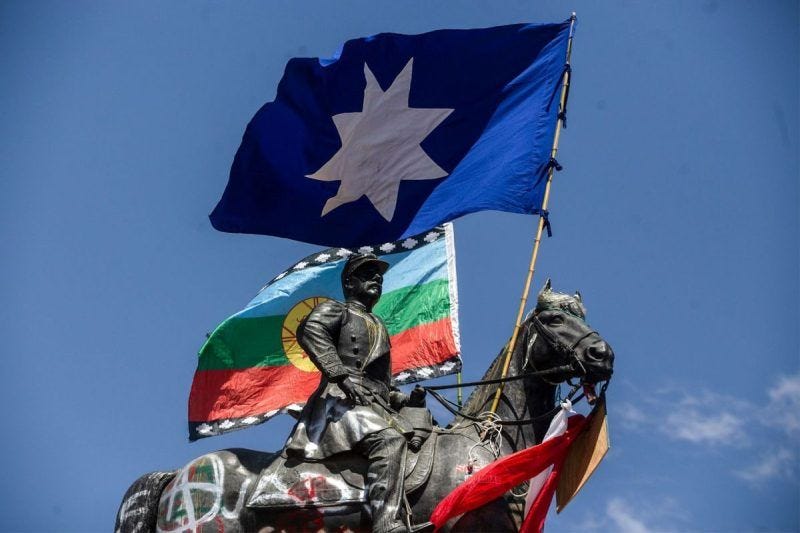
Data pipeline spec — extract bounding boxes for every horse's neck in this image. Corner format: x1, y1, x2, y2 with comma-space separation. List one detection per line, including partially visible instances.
456, 342, 557, 453
526, 379, 559, 444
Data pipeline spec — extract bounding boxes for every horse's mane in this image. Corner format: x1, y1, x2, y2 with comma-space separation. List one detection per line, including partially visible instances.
459, 341, 512, 418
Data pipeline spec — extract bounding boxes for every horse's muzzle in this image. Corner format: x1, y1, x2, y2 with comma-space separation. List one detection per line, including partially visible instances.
582, 340, 614, 383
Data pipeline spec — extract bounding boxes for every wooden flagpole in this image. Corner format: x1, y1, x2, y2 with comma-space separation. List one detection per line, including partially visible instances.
488, 13, 577, 415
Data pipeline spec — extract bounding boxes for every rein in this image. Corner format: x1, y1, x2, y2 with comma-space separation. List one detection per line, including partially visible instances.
423, 364, 577, 391
421, 306, 606, 427
424, 384, 585, 426
421, 362, 582, 425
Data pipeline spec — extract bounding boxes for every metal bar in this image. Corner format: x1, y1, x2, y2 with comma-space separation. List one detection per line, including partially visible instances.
456, 371, 463, 408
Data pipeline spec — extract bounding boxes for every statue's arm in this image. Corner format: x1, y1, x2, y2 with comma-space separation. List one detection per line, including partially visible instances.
297, 301, 347, 381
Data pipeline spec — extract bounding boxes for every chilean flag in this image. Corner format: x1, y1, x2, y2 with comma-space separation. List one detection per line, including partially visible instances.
430, 401, 588, 532
521, 401, 577, 532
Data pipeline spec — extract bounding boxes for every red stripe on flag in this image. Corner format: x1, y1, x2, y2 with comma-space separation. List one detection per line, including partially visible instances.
390, 317, 458, 373
189, 317, 458, 423
188, 365, 321, 421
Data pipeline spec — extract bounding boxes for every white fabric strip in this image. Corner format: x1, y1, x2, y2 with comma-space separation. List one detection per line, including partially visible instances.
444, 222, 461, 353
523, 399, 574, 516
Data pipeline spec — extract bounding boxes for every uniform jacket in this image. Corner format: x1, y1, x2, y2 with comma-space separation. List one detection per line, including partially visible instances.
285, 299, 411, 460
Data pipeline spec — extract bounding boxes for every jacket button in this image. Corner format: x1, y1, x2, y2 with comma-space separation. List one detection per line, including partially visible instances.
353, 347, 359, 354
351, 335, 356, 341
355, 361, 362, 369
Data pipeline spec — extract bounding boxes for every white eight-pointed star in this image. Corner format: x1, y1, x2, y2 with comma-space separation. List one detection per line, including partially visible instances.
307, 58, 453, 221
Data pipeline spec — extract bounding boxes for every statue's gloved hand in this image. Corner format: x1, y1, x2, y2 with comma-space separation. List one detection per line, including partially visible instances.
389, 390, 408, 411
337, 376, 371, 406
408, 385, 427, 407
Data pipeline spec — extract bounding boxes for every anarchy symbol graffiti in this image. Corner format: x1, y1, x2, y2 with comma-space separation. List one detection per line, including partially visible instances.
156, 454, 252, 533
156, 455, 224, 532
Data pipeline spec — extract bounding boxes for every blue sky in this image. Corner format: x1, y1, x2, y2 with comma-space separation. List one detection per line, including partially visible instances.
2, 1, 797, 532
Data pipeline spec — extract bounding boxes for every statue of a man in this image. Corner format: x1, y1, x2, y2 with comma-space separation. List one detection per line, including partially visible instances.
286, 253, 423, 533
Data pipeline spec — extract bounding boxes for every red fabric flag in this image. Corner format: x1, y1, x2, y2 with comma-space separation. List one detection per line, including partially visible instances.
430, 415, 590, 531
520, 446, 567, 533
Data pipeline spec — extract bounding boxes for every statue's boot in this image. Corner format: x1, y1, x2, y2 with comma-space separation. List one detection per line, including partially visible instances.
358, 428, 409, 533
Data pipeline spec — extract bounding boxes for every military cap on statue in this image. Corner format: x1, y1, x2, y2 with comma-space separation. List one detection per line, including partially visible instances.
341, 253, 390, 285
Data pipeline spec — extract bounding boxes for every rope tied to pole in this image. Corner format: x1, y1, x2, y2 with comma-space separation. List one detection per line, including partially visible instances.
547, 157, 563, 172
539, 209, 552, 238
558, 64, 573, 128
547, 63, 574, 115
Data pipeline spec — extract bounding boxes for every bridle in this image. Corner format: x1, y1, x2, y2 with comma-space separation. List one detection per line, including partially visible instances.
422, 305, 610, 427
527, 307, 602, 386
423, 307, 602, 426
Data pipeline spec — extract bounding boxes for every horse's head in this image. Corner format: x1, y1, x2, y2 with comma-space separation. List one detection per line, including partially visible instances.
523, 279, 614, 392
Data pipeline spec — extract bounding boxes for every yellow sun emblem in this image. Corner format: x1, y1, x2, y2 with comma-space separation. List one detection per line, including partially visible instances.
281, 296, 330, 372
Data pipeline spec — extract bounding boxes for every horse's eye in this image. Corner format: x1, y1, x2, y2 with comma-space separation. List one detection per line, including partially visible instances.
548, 315, 564, 325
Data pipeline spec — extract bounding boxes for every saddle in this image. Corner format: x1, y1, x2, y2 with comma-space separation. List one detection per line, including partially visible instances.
246, 429, 438, 509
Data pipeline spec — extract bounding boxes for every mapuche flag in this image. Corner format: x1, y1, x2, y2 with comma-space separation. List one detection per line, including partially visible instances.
188, 225, 460, 440
210, 21, 571, 247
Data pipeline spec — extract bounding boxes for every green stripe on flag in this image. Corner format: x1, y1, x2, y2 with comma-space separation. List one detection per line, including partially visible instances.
375, 278, 450, 335
199, 315, 287, 371
198, 278, 451, 371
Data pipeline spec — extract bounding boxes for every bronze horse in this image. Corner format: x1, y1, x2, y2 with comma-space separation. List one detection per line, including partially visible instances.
115, 281, 614, 532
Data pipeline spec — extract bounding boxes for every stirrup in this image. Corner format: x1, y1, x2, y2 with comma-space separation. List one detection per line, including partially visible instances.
402, 490, 433, 532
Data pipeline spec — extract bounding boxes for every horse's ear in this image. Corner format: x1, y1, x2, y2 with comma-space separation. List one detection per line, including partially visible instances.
574, 290, 582, 302
541, 278, 552, 294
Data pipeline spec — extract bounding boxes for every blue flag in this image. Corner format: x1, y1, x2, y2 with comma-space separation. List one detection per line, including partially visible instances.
211, 21, 571, 247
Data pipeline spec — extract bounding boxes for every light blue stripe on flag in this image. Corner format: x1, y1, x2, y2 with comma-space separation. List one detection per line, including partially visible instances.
238, 227, 450, 319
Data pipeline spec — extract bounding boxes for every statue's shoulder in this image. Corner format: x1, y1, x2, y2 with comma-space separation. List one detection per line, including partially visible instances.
306, 299, 346, 322
297, 299, 345, 342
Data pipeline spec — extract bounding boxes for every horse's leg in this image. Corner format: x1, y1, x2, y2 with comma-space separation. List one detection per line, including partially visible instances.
451, 498, 519, 532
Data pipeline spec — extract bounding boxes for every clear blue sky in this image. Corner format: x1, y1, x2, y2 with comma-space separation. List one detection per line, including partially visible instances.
2, 1, 797, 531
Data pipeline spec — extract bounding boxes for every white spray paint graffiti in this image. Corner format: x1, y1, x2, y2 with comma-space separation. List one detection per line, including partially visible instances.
115, 489, 150, 533
154, 454, 251, 532
253, 469, 361, 506
222, 476, 252, 520
156, 455, 224, 532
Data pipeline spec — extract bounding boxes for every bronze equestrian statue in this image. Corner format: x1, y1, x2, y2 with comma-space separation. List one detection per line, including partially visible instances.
116, 276, 614, 532
287, 253, 426, 532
